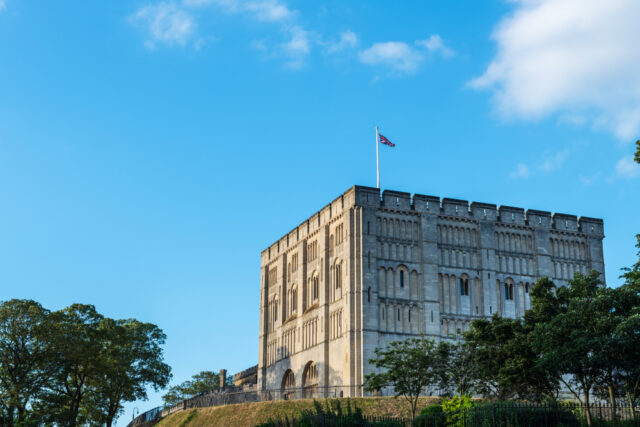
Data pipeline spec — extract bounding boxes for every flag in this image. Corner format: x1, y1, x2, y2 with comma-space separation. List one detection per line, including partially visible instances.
379, 133, 395, 147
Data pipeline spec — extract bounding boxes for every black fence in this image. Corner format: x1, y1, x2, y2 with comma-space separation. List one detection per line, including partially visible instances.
129, 390, 640, 427
128, 385, 379, 426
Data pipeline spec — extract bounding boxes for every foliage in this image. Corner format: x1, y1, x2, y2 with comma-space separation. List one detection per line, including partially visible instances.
0, 299, 171, 427
162, 370, 223, 406
635, 139, 640, 164
441, 395, 474, 426
255, 399, 402, 427
0, 300, 53, 427
462, 309, 559, 401
364, 336, 440, 422
432, 341, 478, 397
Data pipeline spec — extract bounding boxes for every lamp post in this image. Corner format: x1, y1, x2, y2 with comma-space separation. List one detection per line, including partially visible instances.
132, 407, 139, 421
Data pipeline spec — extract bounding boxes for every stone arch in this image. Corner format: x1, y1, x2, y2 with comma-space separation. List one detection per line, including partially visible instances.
396, 264, 410, 297
302, 361, 318, 398
281, 369, 295, 399
459, 273, 470, 296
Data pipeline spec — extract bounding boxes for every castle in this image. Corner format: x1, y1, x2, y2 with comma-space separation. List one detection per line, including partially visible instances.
257, 185, 605, 397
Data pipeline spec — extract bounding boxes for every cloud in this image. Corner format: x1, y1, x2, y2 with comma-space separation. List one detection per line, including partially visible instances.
359, 34, 454, 73
244, 0, 294, 22
0, 0, 6, 11
359, 42, 423, 73
416, 34, 455, 58
510, 163, 530, 179
538, 148, 569, 172
327, 30, 358, 53
280, 26, 314, 69
509, 148, 570, 179
615, 156, 640, 178
130, 2, 196, 49
470, 0, 640, 140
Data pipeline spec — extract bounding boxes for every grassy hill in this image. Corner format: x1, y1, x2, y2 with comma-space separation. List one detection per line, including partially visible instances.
156, 396, 441, 427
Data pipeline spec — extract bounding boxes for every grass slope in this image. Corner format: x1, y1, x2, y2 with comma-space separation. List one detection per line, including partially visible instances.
156, 397, 441, 427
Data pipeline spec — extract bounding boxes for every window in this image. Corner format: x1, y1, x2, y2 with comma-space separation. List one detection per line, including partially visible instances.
312, 275, 319, 301
335, 262, 342, 290
397, 308, 400, 321
505, 283, 514, 300
367, 287, 371, 303
400, 270, 404, 288
460, 277, 469, 296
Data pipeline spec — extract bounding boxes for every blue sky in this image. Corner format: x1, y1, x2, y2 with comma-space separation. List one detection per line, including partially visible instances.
1, 0, 639, 423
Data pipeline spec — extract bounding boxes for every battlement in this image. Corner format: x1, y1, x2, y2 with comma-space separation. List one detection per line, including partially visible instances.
260, 185, 605, 262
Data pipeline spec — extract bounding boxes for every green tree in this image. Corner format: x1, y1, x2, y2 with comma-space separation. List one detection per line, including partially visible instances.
615, 235, 640, 411
433, 341, 478, 397
463, 311, 559, 401
634, 139, 640, 164
364, 336, 439, 423
162, 371, 221, 406
0, 300, 53, 427
36, 304, 105, 427
531, 271, 604, 426
84, 318, 172, 427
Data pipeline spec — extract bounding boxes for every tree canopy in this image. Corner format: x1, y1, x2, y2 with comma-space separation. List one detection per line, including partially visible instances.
0, 300, 172, 427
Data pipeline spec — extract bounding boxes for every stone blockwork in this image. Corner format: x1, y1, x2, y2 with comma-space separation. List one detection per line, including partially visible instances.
257, 185, 605, 395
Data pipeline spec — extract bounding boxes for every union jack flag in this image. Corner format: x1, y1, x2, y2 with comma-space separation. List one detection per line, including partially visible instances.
379, 133, 395, 147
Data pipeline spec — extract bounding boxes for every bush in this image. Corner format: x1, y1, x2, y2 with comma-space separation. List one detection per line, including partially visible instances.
414, 403, 445, 426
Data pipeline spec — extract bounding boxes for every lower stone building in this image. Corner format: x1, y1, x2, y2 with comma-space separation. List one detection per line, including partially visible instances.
257, 185, 605, 396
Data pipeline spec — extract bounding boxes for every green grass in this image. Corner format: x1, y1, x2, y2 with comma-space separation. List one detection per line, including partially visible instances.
156, 396, 441, 427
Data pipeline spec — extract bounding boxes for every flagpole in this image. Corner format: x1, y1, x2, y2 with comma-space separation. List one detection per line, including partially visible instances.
376, 126, 380, 189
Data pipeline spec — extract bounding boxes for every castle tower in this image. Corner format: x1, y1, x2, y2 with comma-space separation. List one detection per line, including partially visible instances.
257, 186, 605, 395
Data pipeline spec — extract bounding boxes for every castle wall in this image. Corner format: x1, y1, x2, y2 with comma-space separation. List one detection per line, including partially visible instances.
258, 185, 606, 394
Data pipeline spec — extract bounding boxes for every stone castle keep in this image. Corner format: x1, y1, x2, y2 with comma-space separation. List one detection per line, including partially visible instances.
257, 185, 605, 396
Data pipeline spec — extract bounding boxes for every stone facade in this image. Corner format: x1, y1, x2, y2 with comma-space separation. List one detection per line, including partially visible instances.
257, 185, 605, 395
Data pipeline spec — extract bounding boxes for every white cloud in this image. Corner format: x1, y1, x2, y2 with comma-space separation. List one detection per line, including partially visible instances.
359, 34, 454, 73
538, 148, 569, 172
130, 2, 196, 49
416, 34, 455, 58
0, 0, 6, 11
244, 0, 294, 22
359, 42, 423, 73
327, 30, 358, 53
470, 0, 640, 140
615, 156, 640, 178
510, 163, 530, 179
281, 26, 312, 69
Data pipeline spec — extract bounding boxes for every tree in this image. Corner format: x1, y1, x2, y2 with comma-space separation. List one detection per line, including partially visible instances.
364, 336, 439, 423
162, 371, 222, 406
433, 340, 478, 397
615, 235, 640, 412
36, 304, 105, 427
531, 272, 605, 426
0, 300, 53, 427
635, 139, 640, 164
463, 311, 559, 401
84, 318, 172, 427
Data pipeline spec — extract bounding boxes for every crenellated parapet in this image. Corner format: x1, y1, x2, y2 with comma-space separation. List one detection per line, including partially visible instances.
261, 186, 604, 263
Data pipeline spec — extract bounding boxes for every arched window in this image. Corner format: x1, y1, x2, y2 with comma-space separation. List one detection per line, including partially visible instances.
400, 270, 405, 288
367, 287, 371, 303
459, 276, 470, 296
312, 275, 319, 301
335, 261, 342, 290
